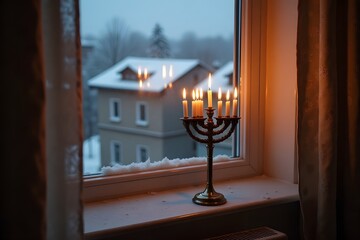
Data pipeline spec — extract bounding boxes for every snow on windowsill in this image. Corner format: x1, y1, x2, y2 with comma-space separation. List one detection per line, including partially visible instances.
101, 155, 234, 176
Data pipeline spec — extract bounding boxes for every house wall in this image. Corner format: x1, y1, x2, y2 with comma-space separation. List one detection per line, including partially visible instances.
96, 65, 210, 166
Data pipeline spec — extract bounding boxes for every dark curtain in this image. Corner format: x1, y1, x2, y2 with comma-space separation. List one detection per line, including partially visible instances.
0, 0, 83, 239
297, 0, 360, 239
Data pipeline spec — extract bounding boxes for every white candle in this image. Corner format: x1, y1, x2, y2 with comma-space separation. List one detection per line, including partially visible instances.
199, 88, 204, 117
162, 65, 166, 79
192, 90, 196, 117
169, 65, 173, 78
232, 87, 238, 117
182, 88, 188, 118
217, 88, 223, 117
207, 73, 213, 108
225, 90, 230, 117
196, 88, 200, 117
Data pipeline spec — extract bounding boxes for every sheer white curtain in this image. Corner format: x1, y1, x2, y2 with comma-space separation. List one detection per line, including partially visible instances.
43, 0, 83, 239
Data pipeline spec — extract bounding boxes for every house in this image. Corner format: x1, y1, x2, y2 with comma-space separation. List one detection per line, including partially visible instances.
89, 56, 212, 166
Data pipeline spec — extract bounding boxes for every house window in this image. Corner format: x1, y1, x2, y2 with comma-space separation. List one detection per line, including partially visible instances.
136, 145, 149, 162
110, 141, 122, 164
136, 102, 148, 126
109, 98, 121, 122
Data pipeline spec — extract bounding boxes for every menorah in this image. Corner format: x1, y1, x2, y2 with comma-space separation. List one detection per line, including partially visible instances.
181, 107, 240, 206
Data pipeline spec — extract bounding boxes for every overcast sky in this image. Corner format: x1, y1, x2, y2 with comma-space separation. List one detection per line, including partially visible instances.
80, 0, 234, 40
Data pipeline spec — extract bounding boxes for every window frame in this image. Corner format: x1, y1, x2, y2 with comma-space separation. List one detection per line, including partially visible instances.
110, 140, 122, 165
135, 101, 149, 126
109, 98, 121, 122
83, 0, 267, 202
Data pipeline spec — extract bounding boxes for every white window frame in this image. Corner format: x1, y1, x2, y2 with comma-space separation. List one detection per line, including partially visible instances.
109, 98, 121, 122
83, 0, 267, 202
110, 140, 122, 165
135, 101, 149, 126
136, 145, 150, 163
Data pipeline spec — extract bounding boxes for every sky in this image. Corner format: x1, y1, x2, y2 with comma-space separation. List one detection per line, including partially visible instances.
80, 0, 234, 40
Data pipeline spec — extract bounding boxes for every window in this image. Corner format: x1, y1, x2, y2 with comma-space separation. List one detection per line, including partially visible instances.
136, 145, 149, 162
109, 98, 121, 122
136, 102, 148, 126
110, 141, 122, 164
82, 0, 270, 200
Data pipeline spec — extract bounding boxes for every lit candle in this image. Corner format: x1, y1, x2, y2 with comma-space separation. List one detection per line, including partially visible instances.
195, 88, 200, 117
207, 73, 213, 108
217, 88, 223, 117
182, 88, 188, 118
192, 90, 196, 117
169, 65, 173, 78
232, 87, 238, 117
199, 88, 204, 117
138, 67, 142, 79
144, 68, 148, 80
225, 90, 230, 117
162, 65, 166, 79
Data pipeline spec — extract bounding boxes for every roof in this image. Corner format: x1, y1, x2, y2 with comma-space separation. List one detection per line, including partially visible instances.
196, 61, 234, 92
88, 56, 209, 92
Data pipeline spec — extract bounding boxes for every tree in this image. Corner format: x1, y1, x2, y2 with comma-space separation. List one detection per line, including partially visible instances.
148, 23, 171, 58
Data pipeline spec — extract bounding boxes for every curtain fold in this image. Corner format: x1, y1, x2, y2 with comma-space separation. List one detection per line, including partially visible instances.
297, 0, 360, 239
1, 0, 83, 239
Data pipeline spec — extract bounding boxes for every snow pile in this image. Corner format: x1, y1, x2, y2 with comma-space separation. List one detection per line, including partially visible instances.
101, 155, 233, 176
83, 135, 101, 174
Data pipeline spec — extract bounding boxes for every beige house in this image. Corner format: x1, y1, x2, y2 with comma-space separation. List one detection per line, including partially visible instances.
89, 57, 211, 166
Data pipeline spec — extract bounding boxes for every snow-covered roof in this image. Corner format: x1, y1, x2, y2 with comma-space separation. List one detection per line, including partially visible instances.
196, 61, 233, 92
89, 56, 207, 92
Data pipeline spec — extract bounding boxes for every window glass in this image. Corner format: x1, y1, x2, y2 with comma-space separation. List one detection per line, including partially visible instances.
81, 0, 236, 175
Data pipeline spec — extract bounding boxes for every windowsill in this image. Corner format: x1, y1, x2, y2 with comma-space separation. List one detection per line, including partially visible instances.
84, 175, 299, 239
135, 121, 149, 127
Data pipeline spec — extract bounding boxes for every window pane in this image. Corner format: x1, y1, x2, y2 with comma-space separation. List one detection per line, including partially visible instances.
81, 0, 235, 175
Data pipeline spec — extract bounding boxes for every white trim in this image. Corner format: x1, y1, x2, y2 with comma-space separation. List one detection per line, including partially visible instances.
135, 101, 149, 126
136, 144, 150, 163
110, 140, 122, 165
109, 98, 121, 122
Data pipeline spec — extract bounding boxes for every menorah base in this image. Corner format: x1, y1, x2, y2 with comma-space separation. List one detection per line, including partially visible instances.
192, 189, 227, 206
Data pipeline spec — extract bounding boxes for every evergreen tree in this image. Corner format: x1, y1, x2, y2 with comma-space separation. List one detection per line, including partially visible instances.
148, 23, 171, 58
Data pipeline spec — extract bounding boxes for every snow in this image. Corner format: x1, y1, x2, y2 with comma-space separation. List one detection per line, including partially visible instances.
83, 134, 234, 176
101, 155, 233, 176
83, 135, 101, 174
88, 56, 211, 92
196, 61, 234, 92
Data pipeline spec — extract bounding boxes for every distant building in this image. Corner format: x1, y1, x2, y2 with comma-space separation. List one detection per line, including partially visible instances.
89, 56, 212, 166
196, 61, 235, 156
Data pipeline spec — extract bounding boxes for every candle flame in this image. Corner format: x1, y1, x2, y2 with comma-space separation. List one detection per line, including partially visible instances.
162, 65, 166, 79
200, 88, 203, 99
192, 90, 195, 100
183, 88, 186, 99
144, 68, 148, 79
169, 65, 173, 78
208, 73, 212, 89
138, 67, 142, 78
218, 88, 222, 100
234, 87, 238, 98
139, 80, 143, 88
226, 89, 230, 100
195, 88, 199, 100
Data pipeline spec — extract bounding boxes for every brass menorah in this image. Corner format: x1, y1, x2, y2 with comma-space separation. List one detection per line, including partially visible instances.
181, 107, 240, 206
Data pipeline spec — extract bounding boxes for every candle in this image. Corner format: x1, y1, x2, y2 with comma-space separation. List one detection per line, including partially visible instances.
217, 88, 223, 117
144, 68, 148, 80
207, 73, 213, 108
192, 90, 196, 117
138, 67, 142, 79
225, 90, 230, 117
232, 87, 238, 117
162, 65, 166, 79
169, 65, 173, 78
196, 88, 200, 117
182, 88, 188, 118
199, 88, 204, 117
